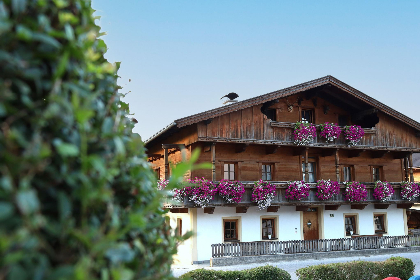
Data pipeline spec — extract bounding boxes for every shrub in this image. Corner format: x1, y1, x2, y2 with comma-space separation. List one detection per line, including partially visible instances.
296, 257, 414, 280
180, 265, 291, 280
0, 1, 181, 279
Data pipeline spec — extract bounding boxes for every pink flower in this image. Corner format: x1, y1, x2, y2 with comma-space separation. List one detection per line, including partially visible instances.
344, 125, 364, 146
285, 181, 310, 201
252, 180, 276, 210
217, 179, 245, 203
319, 122, 341, 142
344, 181, 367, 202
373, 181, 394, 202
316, 180, 340, 200
294, 122, 316, 146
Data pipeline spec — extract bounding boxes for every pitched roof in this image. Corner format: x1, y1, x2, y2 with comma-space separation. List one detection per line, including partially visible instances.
145, 75, 420, 144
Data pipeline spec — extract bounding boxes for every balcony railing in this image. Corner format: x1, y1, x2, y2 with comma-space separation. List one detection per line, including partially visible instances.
211, 234, 420, 258
166, 182, 417, 208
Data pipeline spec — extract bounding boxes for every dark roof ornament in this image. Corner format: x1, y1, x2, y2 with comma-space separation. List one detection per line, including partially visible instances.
221, 92, 239, 100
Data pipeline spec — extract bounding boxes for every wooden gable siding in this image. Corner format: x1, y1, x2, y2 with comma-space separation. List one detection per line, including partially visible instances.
191, 143, 403, 182
197, 94, 420, 149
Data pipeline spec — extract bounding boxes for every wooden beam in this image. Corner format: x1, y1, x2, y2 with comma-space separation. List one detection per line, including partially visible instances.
211, 143, 216, 181
374, 204, 390, 209
409, 152, 414, 182
325, 205, 340, 211
304, 147, 309, 183
148, 154, 164, 162
162, 144, 186, 149
404, 156, 409, 181
348, 149, 365, 158
351, 108, 378, 121
236, 206, 248, 213
265, 145, 278, 155
351, 204, 367, 210
204, 207, 215, 214
267, 206, 280, 212
235, 144, 249, 153
164, 148, 169, 180
296, 206, 309, 211
393, 151, 409, 159
335, 149, 340, 182
321, 149, 335, 157
169, 208, 189, 213
293, 147, 305, 156
397, 203, 413, 209
371, 150, 389, 158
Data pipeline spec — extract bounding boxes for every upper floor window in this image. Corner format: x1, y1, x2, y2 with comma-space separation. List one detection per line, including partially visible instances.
224, 163, 235, 180
302, 161, 317, 183
338, 115, 349, 127
342, 166, 354, 182
372, 166, 382, 182
262, 164, 273, 181
301, 109, 314, 123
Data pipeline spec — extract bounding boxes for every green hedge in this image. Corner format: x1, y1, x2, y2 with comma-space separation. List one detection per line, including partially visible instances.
296, 257, 414, 280
179, 265, 291, 280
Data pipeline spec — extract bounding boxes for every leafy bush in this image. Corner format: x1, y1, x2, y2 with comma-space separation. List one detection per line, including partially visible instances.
0, 1, 182, 279
180, 265, 291, 280
296, 257, 414, 280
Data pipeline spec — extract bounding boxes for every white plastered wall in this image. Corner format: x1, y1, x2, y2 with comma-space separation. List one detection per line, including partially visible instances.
195, 206, 301, 261
167, 211, 193, 265
323, 204, 405, 239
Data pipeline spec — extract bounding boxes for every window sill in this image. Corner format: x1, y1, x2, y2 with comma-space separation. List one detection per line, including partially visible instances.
262, 238, 278, 241
224, 239, 240, 243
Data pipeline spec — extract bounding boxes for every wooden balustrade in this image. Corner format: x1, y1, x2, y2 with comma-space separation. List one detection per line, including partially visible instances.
211, 234, 420, 258
166, 182, 417, 208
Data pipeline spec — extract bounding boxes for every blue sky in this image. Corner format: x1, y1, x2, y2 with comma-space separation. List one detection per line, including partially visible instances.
92, 1, 420, 141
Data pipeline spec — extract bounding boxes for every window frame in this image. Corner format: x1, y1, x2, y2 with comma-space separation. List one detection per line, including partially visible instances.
223, 219, 239, 242
342, 165, 354, 182
344, 214, 358, 236
301, 108, 315, 123
302, 157, 317, 183
154, 167, 161, 180
262, 218, 275, 240
371, 166, 383, 182
374, 213, 387, 234
261, 164, 273, 181
223, 163, 236, 180
176, 218, 182, 236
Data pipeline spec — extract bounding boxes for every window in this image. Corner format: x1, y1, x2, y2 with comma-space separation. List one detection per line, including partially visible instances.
372, 166, 382, 182
374, 214, 386, 233
338, 115, 348, 127
224, 219, 238, 241
342, 166, 353, 182
262, 218, 275, 239
262, 164, 273, 181
224, 163, 235, 180
176, 218, 182, 236
302, 161, 316, 183
154, 167, 161, 180
301, 109, 314, 123
345, 215, 357, 236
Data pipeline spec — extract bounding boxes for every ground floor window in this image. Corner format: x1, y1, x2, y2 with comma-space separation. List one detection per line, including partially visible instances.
374, 214, 386, 233
176, 218, 182, 236
223, 219, 239, 241
345, 215, 357, 236
262, 218, 275, 240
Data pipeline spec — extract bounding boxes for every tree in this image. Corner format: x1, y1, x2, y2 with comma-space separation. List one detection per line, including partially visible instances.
0, 1, 179, 279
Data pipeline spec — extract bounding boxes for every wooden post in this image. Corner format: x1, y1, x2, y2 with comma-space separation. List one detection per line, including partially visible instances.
164, 148, 169, 180
335, 149, 340, 182
211, 143, 216, 181
305, 147, 309, 183
404, 156, 409, 181
409, 152, 414, 182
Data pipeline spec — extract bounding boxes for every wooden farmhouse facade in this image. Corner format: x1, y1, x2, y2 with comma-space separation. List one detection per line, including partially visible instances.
145, 76, 420, 264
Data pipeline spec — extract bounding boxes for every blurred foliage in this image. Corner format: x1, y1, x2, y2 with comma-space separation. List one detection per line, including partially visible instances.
0, 0, 187, 279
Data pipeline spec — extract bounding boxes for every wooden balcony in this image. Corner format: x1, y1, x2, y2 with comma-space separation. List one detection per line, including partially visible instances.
211, 234, 420, 258
165, 182, 417, 209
